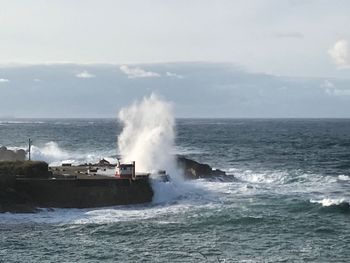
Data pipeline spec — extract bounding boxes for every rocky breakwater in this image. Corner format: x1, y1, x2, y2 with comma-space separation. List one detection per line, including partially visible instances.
176, 156, 232, 180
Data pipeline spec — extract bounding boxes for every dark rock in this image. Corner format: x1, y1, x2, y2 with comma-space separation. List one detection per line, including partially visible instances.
176, 156, 227, 179
0, 146, 26, 161
98, 158, 113, 167
0, 161, 50, 178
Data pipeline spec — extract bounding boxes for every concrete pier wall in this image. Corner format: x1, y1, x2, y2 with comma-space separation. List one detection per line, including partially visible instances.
15, 178, 153, 208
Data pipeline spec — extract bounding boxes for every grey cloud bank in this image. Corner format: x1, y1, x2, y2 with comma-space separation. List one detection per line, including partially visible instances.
0, 63, 349, 118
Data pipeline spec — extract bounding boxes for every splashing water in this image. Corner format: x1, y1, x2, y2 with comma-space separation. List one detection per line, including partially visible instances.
117, 94, 192, 202
117, 94, 176, 175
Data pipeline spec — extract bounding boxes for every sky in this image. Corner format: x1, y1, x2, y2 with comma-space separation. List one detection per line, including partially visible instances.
0, 1, 350, 117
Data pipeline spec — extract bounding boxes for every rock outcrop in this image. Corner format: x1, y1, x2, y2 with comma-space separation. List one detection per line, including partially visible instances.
0, 161, 50, 178
0, 146, 26, 161
176, 156, 227, 179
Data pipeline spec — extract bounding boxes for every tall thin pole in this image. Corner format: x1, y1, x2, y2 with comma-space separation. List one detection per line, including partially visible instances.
28, 138, 32, 161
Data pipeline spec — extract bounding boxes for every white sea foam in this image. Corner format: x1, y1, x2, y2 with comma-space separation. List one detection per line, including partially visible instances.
310, 198, 349, 207
338, 175, 350, 181
230, 168, 290, 185
224, 167, 347, 203
0, 198, 218, 225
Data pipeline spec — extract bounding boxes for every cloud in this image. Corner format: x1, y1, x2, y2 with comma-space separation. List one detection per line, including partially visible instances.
76, 70, 96, 78
120, 65, 161, 78
321, 80, 335, 89
0, 78, 9, 83
166, 71, 184, 79
328, 40, 350, 68
322, 80, 350, 96
33, 78, 41, 82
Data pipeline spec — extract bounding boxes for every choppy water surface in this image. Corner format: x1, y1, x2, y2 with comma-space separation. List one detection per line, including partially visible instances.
1, 119, 350, 262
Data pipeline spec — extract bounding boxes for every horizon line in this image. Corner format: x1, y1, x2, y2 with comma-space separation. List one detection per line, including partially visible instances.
1, 117, 350, 120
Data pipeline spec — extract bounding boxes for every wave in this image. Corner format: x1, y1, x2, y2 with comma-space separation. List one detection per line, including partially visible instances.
310, 198, 349, 207
338, 175, 350, 181
227, 167, 337, 186
29, 141, 117, 166
310, 198, 350, 214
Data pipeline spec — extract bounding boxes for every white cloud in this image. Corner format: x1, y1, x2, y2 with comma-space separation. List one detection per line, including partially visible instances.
0, 78, 9, 83
326, 88, 350, 96
76, 70, 96, 78
120, 65, 161, 78
328, 40, 350, 68
321, 80, 335, 89
33, 78, 41, 82
166, 71, 184, 79
322, 80, 350, 96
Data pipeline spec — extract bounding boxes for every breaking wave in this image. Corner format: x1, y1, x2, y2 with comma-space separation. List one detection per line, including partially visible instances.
310, 198, 350, 207
117, 94, 176, 175
29, 142, 116, 166
117, 94, 191, 203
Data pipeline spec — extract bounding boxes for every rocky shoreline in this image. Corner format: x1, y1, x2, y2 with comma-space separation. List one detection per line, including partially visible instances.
176, 156, 227, 179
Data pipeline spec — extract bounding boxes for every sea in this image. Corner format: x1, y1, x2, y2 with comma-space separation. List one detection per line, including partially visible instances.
0, 118, 350, 262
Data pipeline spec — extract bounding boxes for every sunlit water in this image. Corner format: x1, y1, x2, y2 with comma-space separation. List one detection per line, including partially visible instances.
1, 119, 350, 262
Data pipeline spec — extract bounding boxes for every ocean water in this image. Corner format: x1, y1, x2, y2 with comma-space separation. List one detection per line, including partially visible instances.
1, 118, 350, 262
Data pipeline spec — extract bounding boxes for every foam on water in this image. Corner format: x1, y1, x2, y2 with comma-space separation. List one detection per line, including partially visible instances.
224, 167, 350, 207
310, 198, 349, 207
338, 175, 350, 181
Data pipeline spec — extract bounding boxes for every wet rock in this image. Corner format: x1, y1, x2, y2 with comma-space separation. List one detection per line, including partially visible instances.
176, 156, 227, 179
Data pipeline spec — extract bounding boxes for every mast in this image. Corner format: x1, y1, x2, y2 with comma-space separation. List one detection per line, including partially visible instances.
28, 138, 32, 161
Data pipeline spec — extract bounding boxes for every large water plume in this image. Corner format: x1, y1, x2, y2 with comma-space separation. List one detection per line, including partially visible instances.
117, 94, 176, 176
117, 94, 208, 203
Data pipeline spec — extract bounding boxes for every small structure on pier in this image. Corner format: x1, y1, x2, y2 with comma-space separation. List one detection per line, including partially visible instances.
115, 160, 150, 180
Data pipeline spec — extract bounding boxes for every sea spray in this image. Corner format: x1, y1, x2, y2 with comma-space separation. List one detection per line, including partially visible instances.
117, 94, 191, 202
28, 142, 116, 167
118, 94, 176, 176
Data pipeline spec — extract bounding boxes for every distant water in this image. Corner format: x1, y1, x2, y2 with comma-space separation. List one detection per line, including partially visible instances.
1, 119, 350, 262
